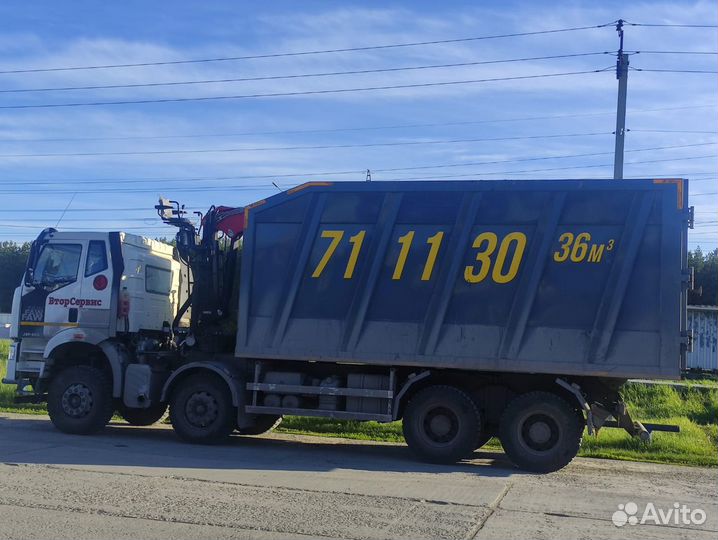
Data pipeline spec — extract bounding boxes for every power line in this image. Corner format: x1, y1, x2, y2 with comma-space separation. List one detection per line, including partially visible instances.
629, 129, 718, 134
0, 206, 190, 213
0, 153, 714, 194
0, 23, 615, 75
631, 67, 718, 74
2, 104, 714, 144
372, 154, 717, 181
0, 68, 612, 110
0, 131, 614, 158
0, 223, 172, 230
0, 52, 612, 94
629, 50, 718, 55
0, 142, 714, 186
0, 217, 164, 222
625, 21, 718, 28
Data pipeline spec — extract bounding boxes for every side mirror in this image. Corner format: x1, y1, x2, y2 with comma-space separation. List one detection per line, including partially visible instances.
24, 268, 35, 287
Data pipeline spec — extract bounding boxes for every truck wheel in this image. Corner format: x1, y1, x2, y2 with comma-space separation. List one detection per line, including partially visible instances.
118, 403, 168, 426
402, 385, 481, 464
47, 365, 114, 435
238, 415, 282, 436
498, 391, 584, 473
169, 374, 235, 444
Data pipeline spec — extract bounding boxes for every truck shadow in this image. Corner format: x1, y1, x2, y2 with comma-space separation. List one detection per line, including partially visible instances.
1, 416, 523, 478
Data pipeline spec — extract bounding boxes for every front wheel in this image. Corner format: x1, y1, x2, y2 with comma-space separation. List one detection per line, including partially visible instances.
498, 391, 584, 473
118, 402, 168, 426
403, 385, 481, 464
169, 374, 235, 444
47, 365, 114, 435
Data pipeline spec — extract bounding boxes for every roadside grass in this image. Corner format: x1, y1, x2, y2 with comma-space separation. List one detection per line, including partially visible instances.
1, 339, 716, 467
580, 417, 717, 467
620, 382, 717, 425
0, 341, 47, 414
0, 340, 15, 408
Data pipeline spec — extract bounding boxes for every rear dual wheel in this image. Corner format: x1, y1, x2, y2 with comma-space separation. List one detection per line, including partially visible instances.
498, 391, 584, 473
403, 385, 482, 464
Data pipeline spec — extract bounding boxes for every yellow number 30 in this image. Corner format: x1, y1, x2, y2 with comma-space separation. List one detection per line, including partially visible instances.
464, 232, 527, 284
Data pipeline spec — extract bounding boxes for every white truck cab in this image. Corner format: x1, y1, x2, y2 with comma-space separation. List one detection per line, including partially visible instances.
5, 229, 181, 403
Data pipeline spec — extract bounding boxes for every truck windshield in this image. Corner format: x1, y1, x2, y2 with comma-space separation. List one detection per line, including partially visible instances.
33, 243, 82, 286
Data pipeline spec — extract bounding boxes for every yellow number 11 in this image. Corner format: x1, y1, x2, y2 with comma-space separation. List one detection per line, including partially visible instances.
392, 231, 444, 281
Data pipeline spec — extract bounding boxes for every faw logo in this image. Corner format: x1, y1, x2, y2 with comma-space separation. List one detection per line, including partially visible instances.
48, 296, 103, 308
21, 306, 44, 322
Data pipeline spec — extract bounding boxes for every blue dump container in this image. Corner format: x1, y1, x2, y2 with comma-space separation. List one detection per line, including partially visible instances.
236, 179, 689, 380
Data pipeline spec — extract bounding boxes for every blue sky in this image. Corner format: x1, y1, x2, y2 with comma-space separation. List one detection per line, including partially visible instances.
0, 0, 716, 248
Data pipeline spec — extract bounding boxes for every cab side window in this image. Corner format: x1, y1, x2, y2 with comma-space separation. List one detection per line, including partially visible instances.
34, 244, 82, 285
85, 240, 108, 276
145, 265, 172, 295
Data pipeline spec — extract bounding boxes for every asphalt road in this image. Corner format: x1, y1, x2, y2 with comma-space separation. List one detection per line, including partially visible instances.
0, 413, 715, 540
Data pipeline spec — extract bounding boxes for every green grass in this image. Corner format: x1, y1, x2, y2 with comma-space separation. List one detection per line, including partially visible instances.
0, 340, 15, 408
620, 381, 717, 424
0, 340, 47, 414
1, 338, 716, 467
580, 417, 718, 467
278, 417, 406, 443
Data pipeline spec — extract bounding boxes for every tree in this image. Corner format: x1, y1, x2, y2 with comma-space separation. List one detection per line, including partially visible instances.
0, 241, 31, 312
689, 247, 718, 306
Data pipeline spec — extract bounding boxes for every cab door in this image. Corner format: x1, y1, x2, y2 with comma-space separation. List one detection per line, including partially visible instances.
77, 239, 114, 330
19, 240, 85, 339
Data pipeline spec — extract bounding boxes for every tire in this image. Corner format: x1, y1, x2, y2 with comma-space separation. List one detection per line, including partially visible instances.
498, 391, 584, 473
238, 415, 282, 436
169, 373, 235, 444
402, 385, 481, 464
47, 365, 114, 435
118, 402, 168, 426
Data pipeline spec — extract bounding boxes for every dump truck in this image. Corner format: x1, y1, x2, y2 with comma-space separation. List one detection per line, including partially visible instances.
4, 179, 692, 472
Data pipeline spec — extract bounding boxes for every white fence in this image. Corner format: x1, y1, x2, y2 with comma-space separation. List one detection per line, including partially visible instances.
687, 306, 718, 371
0, 313, 9, 339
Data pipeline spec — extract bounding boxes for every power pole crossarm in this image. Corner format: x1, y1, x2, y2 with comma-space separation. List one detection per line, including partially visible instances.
613, 19, 629, 180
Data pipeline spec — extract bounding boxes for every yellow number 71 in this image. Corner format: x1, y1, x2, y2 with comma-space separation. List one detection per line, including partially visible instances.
312, 230, 366, 279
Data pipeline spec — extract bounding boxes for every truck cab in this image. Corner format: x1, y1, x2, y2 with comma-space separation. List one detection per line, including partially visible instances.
5, 229, 182, 416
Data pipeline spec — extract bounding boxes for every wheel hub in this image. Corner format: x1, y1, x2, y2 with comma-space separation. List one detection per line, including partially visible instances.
423, 406, 459, 444
520, 413, 560, 452
61, 383, 93, 418
528, 421, 551, 445
429, 414, 452, 437
185, 391, 219, 428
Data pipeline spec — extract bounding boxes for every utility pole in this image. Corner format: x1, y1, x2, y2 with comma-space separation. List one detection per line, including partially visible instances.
613, 19, 629, 179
